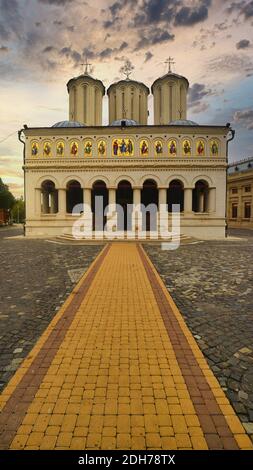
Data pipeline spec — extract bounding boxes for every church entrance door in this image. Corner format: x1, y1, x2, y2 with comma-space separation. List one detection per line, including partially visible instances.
141, 179, 158, 232
116, 181, 133, 231
91, 181, 108, 231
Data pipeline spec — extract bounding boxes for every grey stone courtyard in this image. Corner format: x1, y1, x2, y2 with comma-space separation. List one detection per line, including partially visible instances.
0, 226, 253, 438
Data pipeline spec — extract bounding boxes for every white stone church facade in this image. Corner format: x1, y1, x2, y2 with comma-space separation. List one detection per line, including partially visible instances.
21, 67, 233, 239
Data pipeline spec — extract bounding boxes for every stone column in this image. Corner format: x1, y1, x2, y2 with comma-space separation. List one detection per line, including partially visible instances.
208, 188, 216, 213
42, 191, 49, 214
184, 188, 193, 213
159, 187, 168, 236
50, 191, 58, 214
199, 192, 205, 213
58, 189, 66, 215
82, 188, 92, 236
107, 188, 117, 234
35, 188, 41, 215
132, 187, 142, 235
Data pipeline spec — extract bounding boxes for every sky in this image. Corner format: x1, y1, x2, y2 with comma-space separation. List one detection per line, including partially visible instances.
0, 0, 253, 197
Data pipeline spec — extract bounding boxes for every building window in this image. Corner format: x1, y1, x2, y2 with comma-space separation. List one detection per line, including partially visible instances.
244, 186, 251, 193
232, 204, 237, 219
244, 202, 251, 219
231, 187, 238, 194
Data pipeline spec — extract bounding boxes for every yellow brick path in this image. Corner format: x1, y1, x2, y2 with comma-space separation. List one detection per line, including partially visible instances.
0, 243, 252, 450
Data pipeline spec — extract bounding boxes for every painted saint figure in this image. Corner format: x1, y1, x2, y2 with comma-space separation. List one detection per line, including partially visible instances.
155, 141, 163, 154
197, 141, 205, 156
183, 140, 191, 156
120, 139, 127, 154
31, 142, 38, 156
127, 139, 133, 155
169, 140, 177, 156
140, 140, 148, 155
71, 142, 78, 156
98, 140, 106, 155
113, 140, 119, 156
210, 140, 218, 156
57, 142, 64, 156
43, 142, 51, 156
84, 141, 92, 155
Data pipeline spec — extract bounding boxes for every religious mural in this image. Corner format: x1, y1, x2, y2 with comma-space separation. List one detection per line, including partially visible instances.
31, 142, 39, 156
140, 139, 148, 156
70, 141, 78, 156
210, 140, 219, 156
168, 140, 177, 156
112, 138, 134, 156
154, 140, 163, 155
56, 141, 64, 157
43, 142, 51, 157
84, 140, 92, 156
183, 139, 191, 156
98, 140, 106, 155
196, 140, 205, 156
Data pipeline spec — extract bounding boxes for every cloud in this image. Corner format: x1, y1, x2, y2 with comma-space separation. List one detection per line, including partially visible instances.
0, 0, 23, 40
233, 108, 253, 129
38, 0, 75, 5
59, 46, 81, 64
42, 46, 56, 53
191, 102, 210, 114
226, 1, 253, 20
135, 27, 174, 50
0, 45, 9, 53
236, 39, 251, 49
188, 82, 211, 106
175, 1, 211, 27
208, 53, 253, 76
119, 41, 128, 51
144, 51, 153, 62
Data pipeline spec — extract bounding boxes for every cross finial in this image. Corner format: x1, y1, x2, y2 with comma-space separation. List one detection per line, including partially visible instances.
81, 57, 92, 75
120, 60, 134, 80
165, 56, 175, 73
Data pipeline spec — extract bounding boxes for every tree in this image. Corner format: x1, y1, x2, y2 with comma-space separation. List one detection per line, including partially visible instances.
0, 178, 15, 210
12, 197, 25, 223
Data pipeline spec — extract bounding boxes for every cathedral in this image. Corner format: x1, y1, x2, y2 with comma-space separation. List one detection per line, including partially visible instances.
20, 62, 233, 239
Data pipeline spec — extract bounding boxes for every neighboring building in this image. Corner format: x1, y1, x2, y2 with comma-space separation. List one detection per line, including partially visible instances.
20, 66, 233, 239
227, 157, 253, 229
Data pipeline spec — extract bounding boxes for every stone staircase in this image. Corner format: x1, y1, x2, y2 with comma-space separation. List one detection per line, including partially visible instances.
55, 232, 196, 244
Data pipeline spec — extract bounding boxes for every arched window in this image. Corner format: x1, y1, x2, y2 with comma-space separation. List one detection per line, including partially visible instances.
167, 180, 184, 212
41, 180, 58, 214
66, 180, 83, 214
192, 180, 209, 213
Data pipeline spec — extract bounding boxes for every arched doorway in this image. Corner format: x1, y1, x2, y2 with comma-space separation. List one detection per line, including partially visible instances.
141, 179, 158, 231
167, 180, 184, 212
192, 180, 209, 212
116, 180, 133, 231
41, 180, 58, 214
91, 180, 108, 231
66, 180, 83, 213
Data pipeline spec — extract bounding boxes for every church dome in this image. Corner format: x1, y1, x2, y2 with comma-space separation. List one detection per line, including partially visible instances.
52, 120, 86, 128
110, 118, 138, 127
169, 119, 199, 126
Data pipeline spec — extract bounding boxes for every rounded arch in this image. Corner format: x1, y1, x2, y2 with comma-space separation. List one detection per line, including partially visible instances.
87, 175, 110, 188
36, 175, 60, 189
40, 179, 58, 214
167, 179, 184, 212
165, 174, 188, 188
63, 175, 83, 188
66, 180, 83, 214
191, 175, 213, 188
139, 174, 161, 187
114, 174, 136, 187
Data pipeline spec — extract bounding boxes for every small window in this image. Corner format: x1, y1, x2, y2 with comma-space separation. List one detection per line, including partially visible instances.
231, 188, 238, 194
232, 204, 237, 219
244, 202, 251, 219
244, 186, 251, 193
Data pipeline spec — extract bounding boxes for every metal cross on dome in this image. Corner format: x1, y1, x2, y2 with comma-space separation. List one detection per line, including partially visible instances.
165, 57, 175, 73
81, 57, 92, 75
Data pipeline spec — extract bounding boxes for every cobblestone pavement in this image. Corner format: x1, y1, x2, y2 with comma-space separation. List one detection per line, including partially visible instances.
144, 234, 253, 437
1, 243, 251, 450
0, 227, 103, 392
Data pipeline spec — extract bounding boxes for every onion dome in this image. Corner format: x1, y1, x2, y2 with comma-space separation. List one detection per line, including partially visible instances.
169, 119, 199, 126
52, 120, 86, 128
